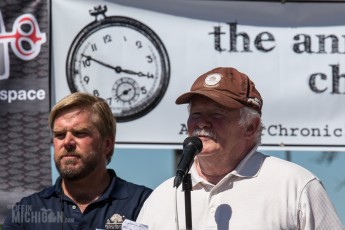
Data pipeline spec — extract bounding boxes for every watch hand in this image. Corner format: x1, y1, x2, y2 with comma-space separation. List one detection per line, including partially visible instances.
119, 68, 154, 79
115, 88, 132, 102
120, 88, 132, 96
81, 54, 154, 79
82, 54, 117, 71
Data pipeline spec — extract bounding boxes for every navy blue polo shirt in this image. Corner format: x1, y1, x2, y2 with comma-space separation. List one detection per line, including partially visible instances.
3, 169, 152, 230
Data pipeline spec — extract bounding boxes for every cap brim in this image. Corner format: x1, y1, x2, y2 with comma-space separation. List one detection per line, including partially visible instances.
175, 90, 244, 110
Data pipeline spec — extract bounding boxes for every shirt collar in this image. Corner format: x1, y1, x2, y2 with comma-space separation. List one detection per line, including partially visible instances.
231, 144, 265, 178
190, 161, 203, 187
103, 169, 129, 200
39, 169, 128, 200
190, 144, 266, 187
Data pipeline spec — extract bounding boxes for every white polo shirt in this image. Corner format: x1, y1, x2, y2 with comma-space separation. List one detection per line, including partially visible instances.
137, 147, 344, 230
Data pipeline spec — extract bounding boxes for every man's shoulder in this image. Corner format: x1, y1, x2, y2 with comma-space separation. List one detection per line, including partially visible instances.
144, 177, 175, 197
115, 176, 153, 197
15, 185, 57, 205
110, 176, 153, 219
261, 153, 317, 180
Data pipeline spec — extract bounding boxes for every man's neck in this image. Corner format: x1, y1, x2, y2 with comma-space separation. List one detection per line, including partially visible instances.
61, 169, 111, 213
195, 159, 232, 185
195, 144, 256, 185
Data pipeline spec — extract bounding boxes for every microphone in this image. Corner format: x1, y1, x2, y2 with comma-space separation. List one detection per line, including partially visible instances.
173, 136, 203, 188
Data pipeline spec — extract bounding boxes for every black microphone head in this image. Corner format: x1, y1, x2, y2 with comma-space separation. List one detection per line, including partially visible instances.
183, 136, 203, 153
173, 136, 203, 188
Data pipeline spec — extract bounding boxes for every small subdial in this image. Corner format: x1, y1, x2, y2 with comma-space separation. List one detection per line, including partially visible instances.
112, 77, 140, 105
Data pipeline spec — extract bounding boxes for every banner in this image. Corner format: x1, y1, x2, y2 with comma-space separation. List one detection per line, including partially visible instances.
0, 0, 49, 223
52, 0, 345, 150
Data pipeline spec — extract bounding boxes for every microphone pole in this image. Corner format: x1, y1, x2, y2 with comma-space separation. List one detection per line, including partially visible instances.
174, 136, 202, 230
182, 173, 192, 230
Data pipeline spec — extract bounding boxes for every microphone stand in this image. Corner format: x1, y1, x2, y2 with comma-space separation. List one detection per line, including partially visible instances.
182, 173, 192, 230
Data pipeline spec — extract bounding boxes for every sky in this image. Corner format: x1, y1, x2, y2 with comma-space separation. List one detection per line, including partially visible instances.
51, 148, 345, 225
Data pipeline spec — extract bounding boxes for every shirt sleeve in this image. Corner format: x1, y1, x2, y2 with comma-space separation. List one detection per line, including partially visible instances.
297, 178, 344, 230
136, 195, 150, 225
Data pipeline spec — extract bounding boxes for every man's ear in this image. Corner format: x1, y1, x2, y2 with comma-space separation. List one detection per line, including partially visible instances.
104, 136, 115, 154
245, 117, 260, 138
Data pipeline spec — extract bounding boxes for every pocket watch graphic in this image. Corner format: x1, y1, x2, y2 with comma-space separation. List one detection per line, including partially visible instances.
66, 5, 170, 122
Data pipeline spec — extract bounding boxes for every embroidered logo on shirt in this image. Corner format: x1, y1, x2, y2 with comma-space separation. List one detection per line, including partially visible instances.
105, 214, 124, 229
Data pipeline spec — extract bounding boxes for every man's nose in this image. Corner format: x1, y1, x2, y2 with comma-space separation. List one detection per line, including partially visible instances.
64, 133, 76, 152
196, 115, 211, 129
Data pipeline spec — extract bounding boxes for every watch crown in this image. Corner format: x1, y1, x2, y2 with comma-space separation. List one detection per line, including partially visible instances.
89, 5, 107, 21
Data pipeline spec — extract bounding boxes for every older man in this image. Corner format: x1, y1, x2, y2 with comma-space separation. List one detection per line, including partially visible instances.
137, 67, 344, 229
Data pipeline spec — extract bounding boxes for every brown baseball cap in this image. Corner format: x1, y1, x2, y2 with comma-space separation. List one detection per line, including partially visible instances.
175, 67, 263, 114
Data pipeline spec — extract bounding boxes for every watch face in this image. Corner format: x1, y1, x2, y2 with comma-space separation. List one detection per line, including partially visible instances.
66, 14, 170, 122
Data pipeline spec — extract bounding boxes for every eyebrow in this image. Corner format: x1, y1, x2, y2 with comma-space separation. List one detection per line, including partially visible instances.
53, 126, 91, 133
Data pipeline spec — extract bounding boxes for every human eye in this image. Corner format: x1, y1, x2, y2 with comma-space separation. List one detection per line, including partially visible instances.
214, 113, 224, 118
213, 105, 231, 117
53, 132, 65, 140
190, 111, 201, 118
213, 109, 222, 116
73, 131, 89, 138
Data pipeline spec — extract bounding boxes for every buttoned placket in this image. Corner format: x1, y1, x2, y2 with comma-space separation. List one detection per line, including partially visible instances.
205, 174, 235, 229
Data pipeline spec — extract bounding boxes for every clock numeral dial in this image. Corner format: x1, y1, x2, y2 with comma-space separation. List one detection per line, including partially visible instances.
82, 59, 91, 68
136, 41, 142, 49
141, 86, 147, 95
146, 55, 153, 63
91, 43, 97, 51
103, 34, 112, 43
93, 90, 99, 97
83, 76, 90, 84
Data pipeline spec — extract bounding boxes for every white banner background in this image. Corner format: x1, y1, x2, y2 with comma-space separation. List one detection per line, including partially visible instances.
52, 0, 345, 150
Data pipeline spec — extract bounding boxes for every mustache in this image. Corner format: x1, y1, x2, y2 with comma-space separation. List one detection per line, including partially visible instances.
192, 128, 216, 139
59, 151, 81, 158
